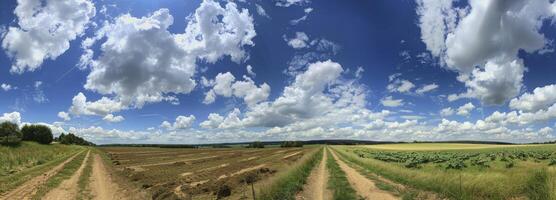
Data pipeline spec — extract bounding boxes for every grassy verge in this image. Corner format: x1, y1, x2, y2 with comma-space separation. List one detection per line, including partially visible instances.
326, 148, 358, 200
31, 150, 88, 199
257, 147, 324, 200
77, 150, 94, 200
334, 146, 555, 200
0, 143, 83, 194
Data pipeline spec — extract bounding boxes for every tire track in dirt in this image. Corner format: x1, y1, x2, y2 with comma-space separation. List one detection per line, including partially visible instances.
90, 153, 127, 200
43, 150, 91, 200
296, 148, 331, 200
330, 150, 398, 200
0, 150, 83, 200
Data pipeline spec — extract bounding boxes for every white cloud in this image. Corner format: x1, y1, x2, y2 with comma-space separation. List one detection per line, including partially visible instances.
286, 32, 310, 49
387, 78, 415, 93
80, 0, 256, 108
417, 0, 556, 105
275, 0, 309, 7
102, 114, 124, 123
203, 72, 270, 106
381, 96, 404, 107
69, 92, 125, 116
440, 107, 455, 116
246, 65, 256, 77
290, 7, 313, 25
456, 102, 475, 116
0, 112, 21, 124
509, 84, 556, 112
1, 83, 14, 91
415, 83, 439, 94
57, 111, 71, 121
2, 0, 96, 73
161, 115, 196, 130
255, 4, 269, 18
32, 81, 47, 103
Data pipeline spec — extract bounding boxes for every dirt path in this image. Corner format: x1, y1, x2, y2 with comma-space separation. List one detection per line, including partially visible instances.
0, 150, 83, 200
90, 153, 128, 200
296, 149, 331, 200
330, 150, 398, 200
43, 150, 91, 200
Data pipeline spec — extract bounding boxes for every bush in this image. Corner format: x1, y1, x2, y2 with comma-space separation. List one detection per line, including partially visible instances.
247, 141, 264, 148
21, 124, 53, 144
55, 133, 95, 146
0, 122, 22, 146
280, 141, 303, 148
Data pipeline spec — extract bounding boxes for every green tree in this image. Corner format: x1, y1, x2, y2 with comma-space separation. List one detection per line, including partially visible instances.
21, 124, 53, 144
0, 121, 22, 146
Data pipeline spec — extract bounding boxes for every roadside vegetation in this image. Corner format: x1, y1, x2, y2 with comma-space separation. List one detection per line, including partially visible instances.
55, 133, 95, 146
32, 150, 88, 199
326, 148, 358, 200
0, 122, 22, 146
257, 147, 322, 199
335, 144, 556, 200
77, 150, 94, 200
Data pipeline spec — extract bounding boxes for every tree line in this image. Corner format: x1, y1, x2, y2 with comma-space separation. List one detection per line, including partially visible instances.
0, 121, 94, 146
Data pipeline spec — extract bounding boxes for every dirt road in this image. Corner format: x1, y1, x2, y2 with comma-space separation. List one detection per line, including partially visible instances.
43, 150, 91, 200
0, 151, 83, 200
296, 149, 331, 200
330, 150, 398, 200
90, 153, 127, 200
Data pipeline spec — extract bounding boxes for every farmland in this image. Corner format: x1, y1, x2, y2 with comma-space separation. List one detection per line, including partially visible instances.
333, 143, 556, 200
100, 146, 320, 199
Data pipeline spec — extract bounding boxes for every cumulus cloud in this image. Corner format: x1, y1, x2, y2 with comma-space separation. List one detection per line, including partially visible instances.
103, 114, 124, 123
161, 115, 196, 130
440, 107, 455, 116
1, 83, 14, 91
381, 96, 404, 107
58, 111, 71, 121
387, 77, 415, 93
2, 0, 96, 73
456, 102, 475, 116
417, 0, 556, 105
290, 7, 313, 25
203, 72, 270, 106
69, 92, 125, 117
255, 4, 269, 18
415, 83, 439, 94
0, 112, 21, 124
285, 32, 310, 49
246, 65, 256, 77
80, 0, 256, 108
510, 84, 556, 112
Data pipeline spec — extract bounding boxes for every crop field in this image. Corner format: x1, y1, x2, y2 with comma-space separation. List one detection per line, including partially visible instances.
100, 146, 319, 199
334, 143, 556, 200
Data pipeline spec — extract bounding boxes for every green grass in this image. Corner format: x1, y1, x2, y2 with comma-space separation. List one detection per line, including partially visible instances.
335, 145, 556, 200
77, 150, 94, 200
32, 150, 88, 199
257, 147, 323, 200
0, 142, 83, 193
363, 143, 539, 151
326, 148, 358, 200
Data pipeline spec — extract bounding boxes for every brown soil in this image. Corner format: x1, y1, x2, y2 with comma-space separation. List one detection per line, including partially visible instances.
330, 150, 398, 200
296, 149, 332, 200
90, 153, 130, 200
0, 151, 83, 200
42, 150, 91, 200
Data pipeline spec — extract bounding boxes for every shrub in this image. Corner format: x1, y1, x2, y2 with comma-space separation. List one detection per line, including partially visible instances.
55, 133, 95, 146
247, 141, 265, 148
0, 122, 22, 146
21, 124, 53, 144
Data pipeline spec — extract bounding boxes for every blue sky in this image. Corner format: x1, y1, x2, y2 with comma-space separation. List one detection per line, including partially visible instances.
1, 0, 556, 144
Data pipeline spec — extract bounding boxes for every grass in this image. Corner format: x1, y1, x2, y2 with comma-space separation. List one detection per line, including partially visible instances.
77, 150, 94, 200
335, 144, 556, 200
32, 150, 88, 199
326, 148, 358, 200
0, 142, 83, 193
257, 147, 323, 200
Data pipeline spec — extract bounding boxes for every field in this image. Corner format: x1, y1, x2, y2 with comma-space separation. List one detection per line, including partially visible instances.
2, 142, 556, 200
334, 143, 556, 200
100, 146, 319, 199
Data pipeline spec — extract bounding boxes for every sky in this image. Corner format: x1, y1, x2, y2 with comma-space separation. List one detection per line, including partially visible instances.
1, 0, 556, 144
